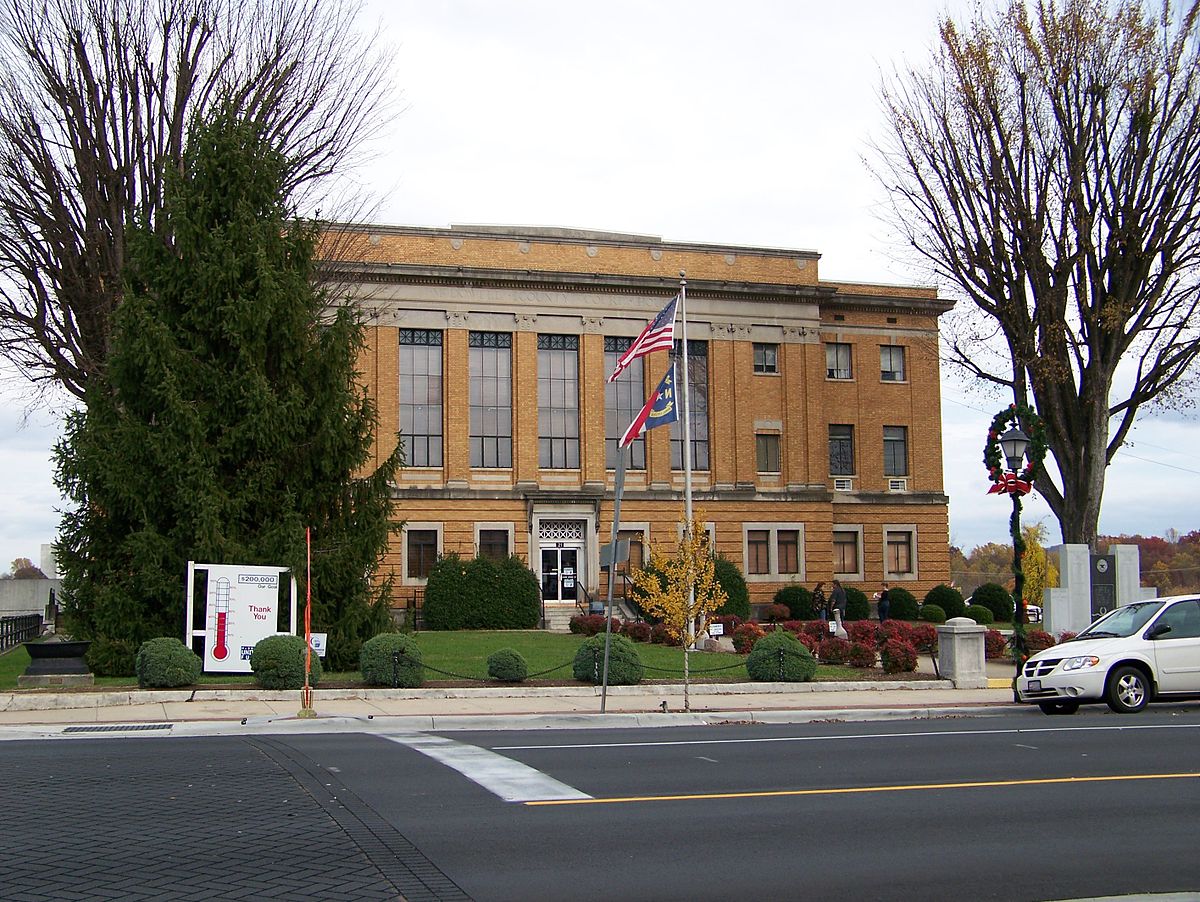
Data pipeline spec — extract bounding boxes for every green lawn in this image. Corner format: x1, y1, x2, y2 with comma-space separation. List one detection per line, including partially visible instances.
1, 630, 873, 690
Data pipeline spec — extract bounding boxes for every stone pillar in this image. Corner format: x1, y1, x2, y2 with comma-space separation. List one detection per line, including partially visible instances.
935, 617, 988, 689
1044, 544, 1091, 635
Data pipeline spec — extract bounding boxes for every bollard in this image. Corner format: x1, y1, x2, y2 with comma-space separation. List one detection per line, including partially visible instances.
391, 649, 400, 689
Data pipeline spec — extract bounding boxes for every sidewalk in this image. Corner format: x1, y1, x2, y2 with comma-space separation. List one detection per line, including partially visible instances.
0, 657, 1022, 731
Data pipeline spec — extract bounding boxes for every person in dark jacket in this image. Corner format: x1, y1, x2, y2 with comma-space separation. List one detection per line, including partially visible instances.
812, 582, 827, 621
830, 580, 847, 619
876, 582, 890, 622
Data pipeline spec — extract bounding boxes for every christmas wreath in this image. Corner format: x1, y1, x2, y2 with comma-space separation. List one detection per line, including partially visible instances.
983, 403, 1046, 496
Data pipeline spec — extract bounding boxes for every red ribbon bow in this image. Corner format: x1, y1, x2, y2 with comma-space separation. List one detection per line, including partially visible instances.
987, 472, 1032, 496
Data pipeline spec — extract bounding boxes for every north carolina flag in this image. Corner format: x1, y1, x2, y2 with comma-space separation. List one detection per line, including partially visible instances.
607, 295, 678, 383
620, 365, 680, 447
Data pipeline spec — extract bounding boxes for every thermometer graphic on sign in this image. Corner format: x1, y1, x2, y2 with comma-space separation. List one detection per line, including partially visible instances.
212, 577, 231, 660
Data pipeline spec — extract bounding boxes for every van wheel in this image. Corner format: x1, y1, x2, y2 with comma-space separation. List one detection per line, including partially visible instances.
1037, 701, 1079, 715
1106, 666, 1150, 713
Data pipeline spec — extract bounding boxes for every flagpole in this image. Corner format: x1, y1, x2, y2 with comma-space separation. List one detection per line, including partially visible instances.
600, 451, 627, 713
678, 271, 695, 712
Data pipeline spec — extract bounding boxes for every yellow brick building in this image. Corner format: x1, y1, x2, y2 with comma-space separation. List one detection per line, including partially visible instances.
328, 224, 953, 624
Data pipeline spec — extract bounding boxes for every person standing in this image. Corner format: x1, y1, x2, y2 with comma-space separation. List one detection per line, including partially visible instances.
812, 582, 827, 621
876, 582, 890, 622
830, 580, 847, 620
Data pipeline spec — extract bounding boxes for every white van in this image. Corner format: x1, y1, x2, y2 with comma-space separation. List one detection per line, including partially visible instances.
1017, 594, 1200, 715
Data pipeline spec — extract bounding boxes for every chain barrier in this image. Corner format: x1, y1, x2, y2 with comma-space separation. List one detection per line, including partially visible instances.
386, 648, 746, 683
390, 650, 575, 683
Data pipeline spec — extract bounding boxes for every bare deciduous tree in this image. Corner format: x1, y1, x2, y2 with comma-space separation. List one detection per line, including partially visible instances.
0, 0, 395, 401
872, 0, 1200, 547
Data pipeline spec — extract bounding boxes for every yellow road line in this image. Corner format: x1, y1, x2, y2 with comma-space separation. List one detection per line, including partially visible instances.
524, 772, 1200, 806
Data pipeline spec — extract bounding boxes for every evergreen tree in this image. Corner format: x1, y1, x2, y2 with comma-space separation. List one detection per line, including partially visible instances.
54, 111, 401, 671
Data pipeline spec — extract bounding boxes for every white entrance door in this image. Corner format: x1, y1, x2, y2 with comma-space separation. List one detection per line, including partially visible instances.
540, 546, 581, 603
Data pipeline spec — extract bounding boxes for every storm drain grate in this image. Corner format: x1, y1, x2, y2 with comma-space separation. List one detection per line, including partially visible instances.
62, 723, 174, 733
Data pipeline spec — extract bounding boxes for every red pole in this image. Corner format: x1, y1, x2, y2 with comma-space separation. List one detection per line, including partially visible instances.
303, 526, 313, 711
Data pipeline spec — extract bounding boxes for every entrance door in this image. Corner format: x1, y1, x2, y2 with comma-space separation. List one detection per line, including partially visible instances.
541, 547, 580, 602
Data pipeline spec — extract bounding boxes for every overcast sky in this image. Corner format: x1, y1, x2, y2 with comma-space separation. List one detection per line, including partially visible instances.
2, 0, 1198, 573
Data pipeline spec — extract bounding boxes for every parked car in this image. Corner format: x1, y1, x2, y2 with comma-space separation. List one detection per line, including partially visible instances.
1017, 594, 1200, 715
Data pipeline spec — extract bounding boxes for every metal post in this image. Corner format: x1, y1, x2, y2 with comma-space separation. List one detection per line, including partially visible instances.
600, 453, 627, 713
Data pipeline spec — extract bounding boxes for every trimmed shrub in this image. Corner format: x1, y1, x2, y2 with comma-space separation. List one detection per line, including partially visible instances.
801, 619, 829, 642
845, 587, 870, 621
746, 628, 817, 682
880, 620, 915, 647
924, 584, 966, 619
732, 621, 766, 654
759, 603, 791, 623
421, 553, 471, 630
135, 637, 201, 688
570, 614, 619, 637
1057, 631, 1078, 644
847, 642, 877, 668
984, 629, 1008, 659
495, 555, 541, 629
487, 648, 528, 683
818, 636, 851, 664
86, 637, 137, 677
794, 631, 820, 654
360, 633, 423, 687
573, 634, 643, 685
918, 603, 947, 624
908, 623, 939, 655
650, 622, 676, 644
251, 634, 322, 690
964, 603, 994, 625
880, 638, 918, 673
847, 620, 880, 646
887, 586, 920, 620
621, 621, 652, 643
713, 555, 751, 620
422, 553, 539, 630
1025, 629, 1056, 653
972, 582, 1015, 622
774, 585, 815, 620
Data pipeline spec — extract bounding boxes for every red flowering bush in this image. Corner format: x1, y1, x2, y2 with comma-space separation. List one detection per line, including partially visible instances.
984, 629, 1008, 659
818, 636, 852, 664
847, 642, 877, 668
780, 620, 806, 636
569, 614, 620, 636
732, 622, 766, 654
794, 631, 820, 654
1057, 631, 1077, 644
908, 623, 939, 655
880, 638, 918, 673
759, 603, 791, 623
651, 622, 678, 644
880, 620, 915, 647
1025, 629, 1056, 653
846, 620, 880, 646
621, 621, 652, 642
802, 620, 830, 641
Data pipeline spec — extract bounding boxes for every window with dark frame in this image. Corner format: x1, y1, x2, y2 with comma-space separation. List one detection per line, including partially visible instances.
469, 331, 513, 468
883, 426, 909, 477
604, 337, 646, 470
833, 530, 859, 575
478, 529, 509, 562
406, 529, 438, 580
887, 531, 914, 575
756, 433, 781, 473
829, 424, 855, 475
747, 529, 771, 575
398, 329, 443, 467
880, 345, 906, 382
753, 342, 778, 374
670, 340, 710, 470
776, 529, 800, 575
826, 342, 852, 379
537, 334, 580, 468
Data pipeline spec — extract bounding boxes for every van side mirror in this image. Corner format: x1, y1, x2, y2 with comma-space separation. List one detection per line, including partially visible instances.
1146, 622, 1172, 640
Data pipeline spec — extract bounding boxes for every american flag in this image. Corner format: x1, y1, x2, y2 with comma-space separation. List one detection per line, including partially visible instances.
607, 294, 678, 383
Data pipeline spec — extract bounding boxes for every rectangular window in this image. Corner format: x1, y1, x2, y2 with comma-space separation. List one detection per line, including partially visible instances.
777, 529, 800, 575
883, 426, 908, 477
826, 342, 852, 379
886, 530, 915, 576
469, 331, 512, 468
747, 529, 771, 575
880, 345, 906, 382
756, 433, 781, 473
398, 329, 443, 467
671, 340, 709, 470
604, 337, 646, 470
478, 529, 510, 561
406, 529, 438, 580
833, 530, 861, 576
753, 342, 778, 374
538, 334, 580, 468
829, 424, 855, 475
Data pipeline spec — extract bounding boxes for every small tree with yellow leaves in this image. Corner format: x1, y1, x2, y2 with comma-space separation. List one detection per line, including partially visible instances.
629, 514, 727, 711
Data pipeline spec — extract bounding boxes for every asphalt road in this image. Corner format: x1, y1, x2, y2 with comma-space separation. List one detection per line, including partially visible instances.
4, 706, 1200, 901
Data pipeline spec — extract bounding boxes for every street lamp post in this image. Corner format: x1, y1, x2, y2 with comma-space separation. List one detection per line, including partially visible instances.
999, 425, 1030, 688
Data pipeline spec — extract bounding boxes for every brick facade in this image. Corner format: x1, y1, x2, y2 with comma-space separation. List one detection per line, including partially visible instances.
327, 224, 953, 614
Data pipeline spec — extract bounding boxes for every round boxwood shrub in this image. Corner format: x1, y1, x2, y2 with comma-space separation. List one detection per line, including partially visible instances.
918, 603, 947, 624
713, 555, 751, 620
972, 582, 1015, 622
487, 647, 528, 683
887, 586, 920, 620
86, 637, 137, 677
360, 633, 423, 687
964, 603, 995, 625
774, 585, 815, 620
880, 638, 918, 673
250, 634, 322, 690
844, 587, 870, 621
573, 634, 643, 685
136, 637, 201, 688
924, 584, 966, 619
746, 628, 817, 682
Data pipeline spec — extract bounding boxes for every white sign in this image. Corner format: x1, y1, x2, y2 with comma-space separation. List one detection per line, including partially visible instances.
709, 622, 725, 636
202, 564, 284, 673
308, 633, 327, 657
